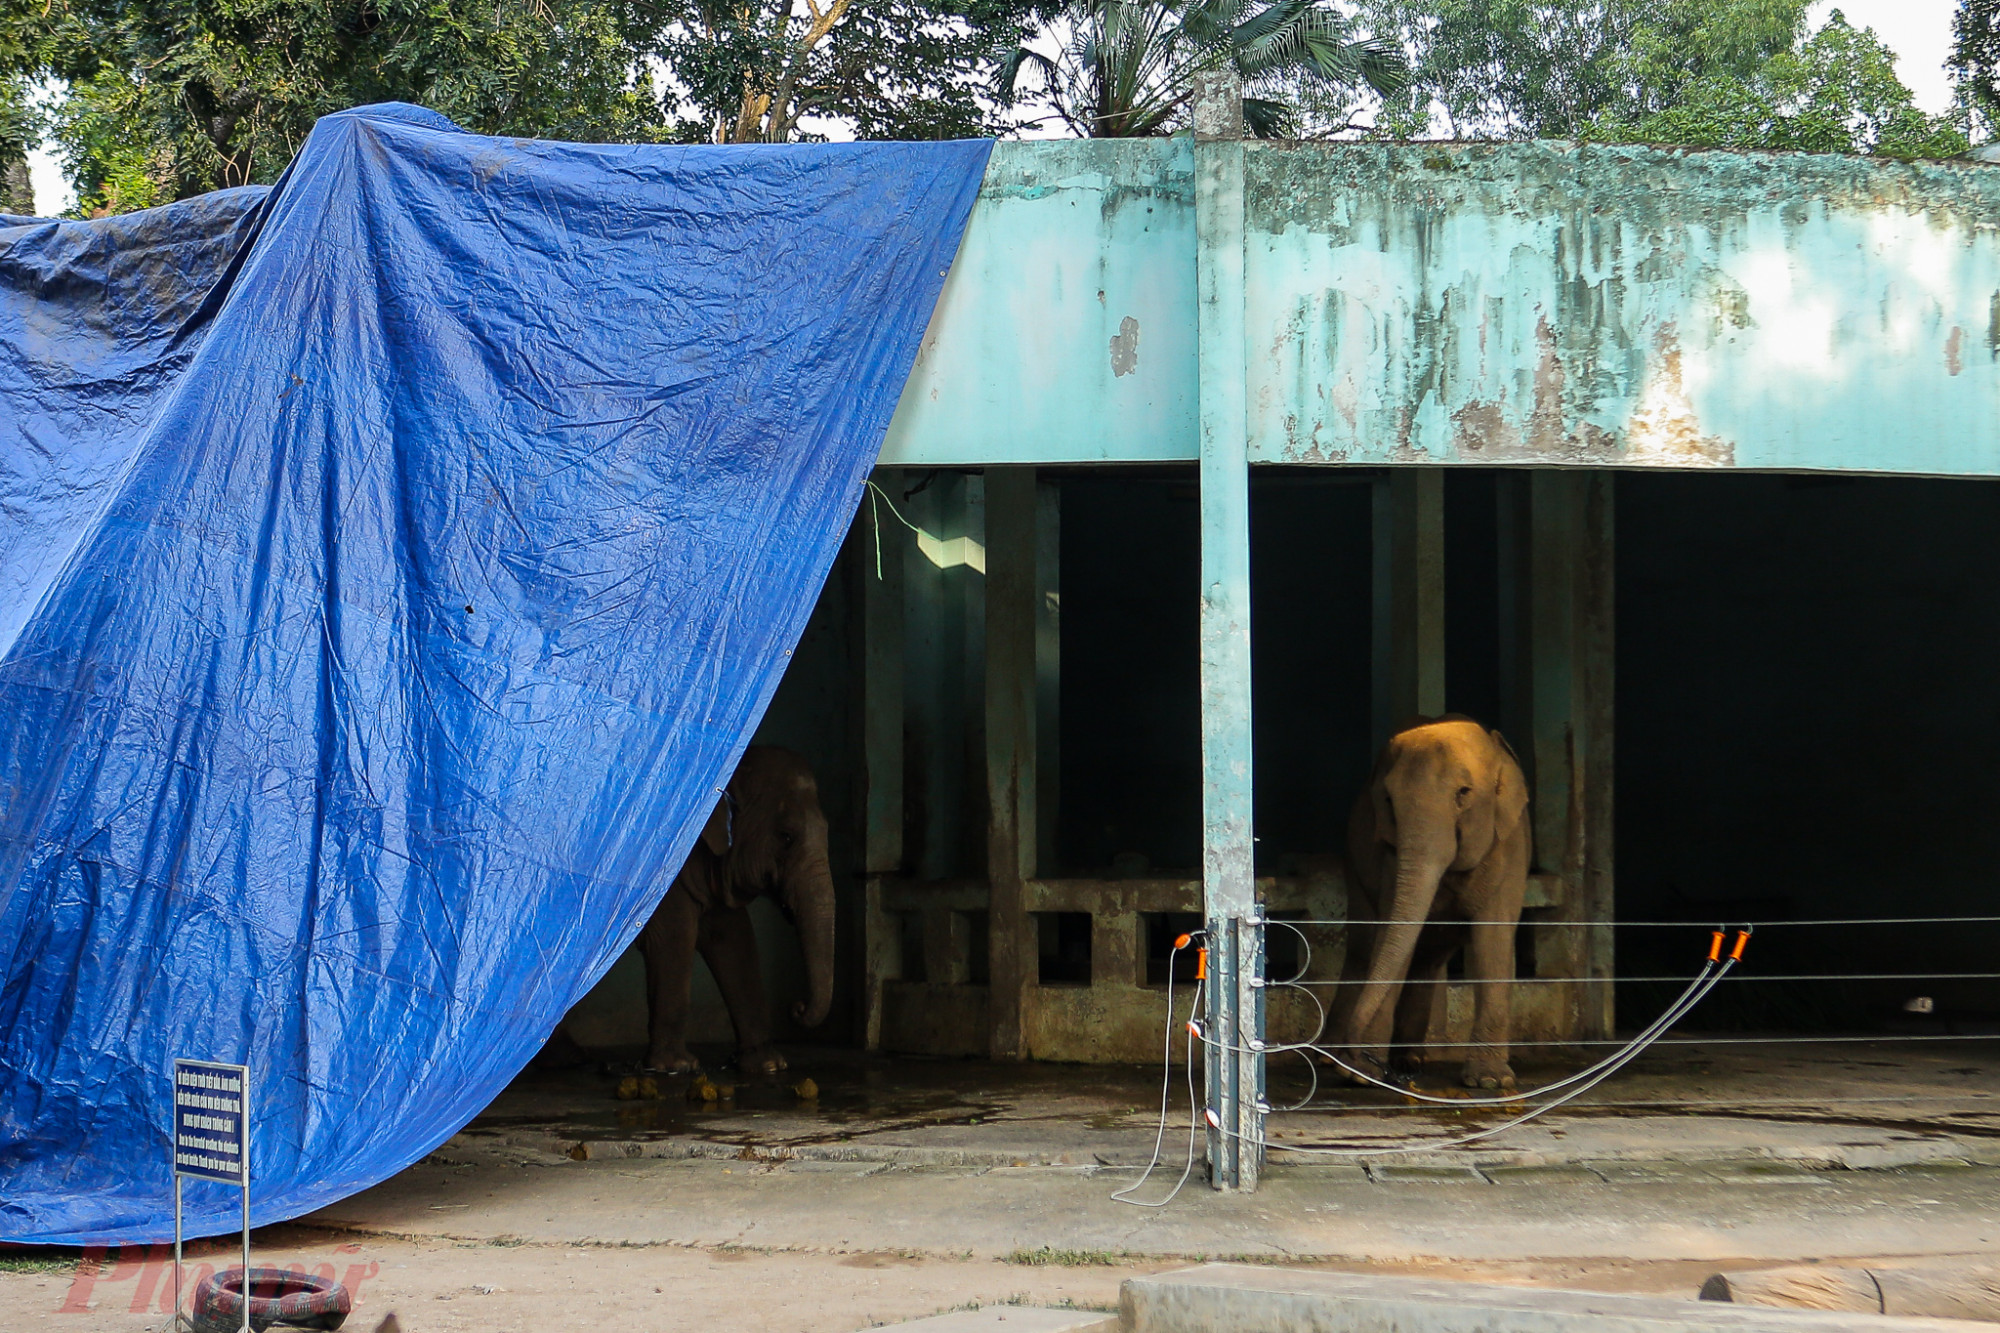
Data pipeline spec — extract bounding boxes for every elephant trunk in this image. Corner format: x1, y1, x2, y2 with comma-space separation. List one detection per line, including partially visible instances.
1350, 844, 1449, 1044
788, 854, 837, 1028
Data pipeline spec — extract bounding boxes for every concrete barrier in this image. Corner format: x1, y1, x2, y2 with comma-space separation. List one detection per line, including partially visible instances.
1119, 1264, 2000, 1332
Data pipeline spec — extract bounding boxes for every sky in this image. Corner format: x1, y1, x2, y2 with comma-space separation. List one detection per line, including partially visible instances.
22, 0, 1970, 217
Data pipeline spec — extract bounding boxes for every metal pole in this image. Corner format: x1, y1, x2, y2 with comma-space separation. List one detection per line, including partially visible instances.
240, 1178, 250, 1333
173, 1175, 183, 1332
241, 1071, 250, 1333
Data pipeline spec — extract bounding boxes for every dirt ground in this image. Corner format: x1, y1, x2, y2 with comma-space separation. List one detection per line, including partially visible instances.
0, 1229, 1882, 1333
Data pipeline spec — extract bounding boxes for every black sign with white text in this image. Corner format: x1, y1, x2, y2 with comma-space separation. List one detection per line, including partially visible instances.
172, 1060, 248, 1184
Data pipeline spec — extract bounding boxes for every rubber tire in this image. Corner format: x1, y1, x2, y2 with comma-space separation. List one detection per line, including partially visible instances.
190, 1267, 352, 1332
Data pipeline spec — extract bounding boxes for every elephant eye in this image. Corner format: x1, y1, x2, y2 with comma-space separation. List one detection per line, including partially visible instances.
1457, 785, 1473, 798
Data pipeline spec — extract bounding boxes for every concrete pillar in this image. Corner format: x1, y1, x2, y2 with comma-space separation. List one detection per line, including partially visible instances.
1579, 473, 1615, 1042
1194, 69, 1260, 1192
1372, 468, 1446, 750
862, 470, 906, 877
984, 466, 1039, 1060
856, 475, 906, 1050
1499, 470, 1615, 1044
1035, 481, 1062, 877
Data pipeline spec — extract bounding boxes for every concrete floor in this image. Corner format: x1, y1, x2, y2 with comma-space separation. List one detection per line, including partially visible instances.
7, 1037, 1997, 1332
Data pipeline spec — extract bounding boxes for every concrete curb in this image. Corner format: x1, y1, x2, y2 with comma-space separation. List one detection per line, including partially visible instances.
482, 1127, 1999, 1176
1120, 1264, 2000, 1332
486, 1132, 1115, 1169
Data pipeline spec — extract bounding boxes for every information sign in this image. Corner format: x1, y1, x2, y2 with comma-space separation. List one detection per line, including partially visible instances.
169, 1058, 251, 1331
173, 1060, 248, 1184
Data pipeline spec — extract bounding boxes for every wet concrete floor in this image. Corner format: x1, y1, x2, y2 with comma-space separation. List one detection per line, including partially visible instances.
470, 1036, 2000, 1173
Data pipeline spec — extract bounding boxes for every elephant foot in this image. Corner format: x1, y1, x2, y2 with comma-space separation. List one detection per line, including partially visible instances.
1322, 1047, 1390, 1085
643, 1046, 701, 1075
1460, 1055, 1516, 1092
735, 1044, 788, 1075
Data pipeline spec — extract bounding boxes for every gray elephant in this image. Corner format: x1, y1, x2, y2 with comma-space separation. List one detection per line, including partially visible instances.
1336, 716, 1531, 1091
638, 746, 836, 1075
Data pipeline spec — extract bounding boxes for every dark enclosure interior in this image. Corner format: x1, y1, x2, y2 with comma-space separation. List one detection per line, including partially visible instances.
1055, 469, 1380, 876
1616, 473, 2000, 1032
1054, 468, 2000, 1035
659, 466, 2000, 1055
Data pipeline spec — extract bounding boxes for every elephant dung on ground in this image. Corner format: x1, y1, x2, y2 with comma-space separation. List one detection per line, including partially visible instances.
638, 746, 835, 1076
1336, 715, 1531, 1091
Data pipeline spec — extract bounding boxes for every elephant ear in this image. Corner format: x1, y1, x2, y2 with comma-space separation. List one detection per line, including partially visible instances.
1489, 733, 1529, 840
698, 793, 732, 857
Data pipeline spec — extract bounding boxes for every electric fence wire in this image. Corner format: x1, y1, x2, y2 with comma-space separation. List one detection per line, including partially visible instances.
1220, 942, 1745, 1157
1115, 913, 2000, 1200
1110, 933, 1207, 1208
1200, 922, 1748, 1117
1278, 916, 2000, 928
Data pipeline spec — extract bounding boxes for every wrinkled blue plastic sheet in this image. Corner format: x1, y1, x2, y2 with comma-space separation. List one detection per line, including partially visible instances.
0, 104, 989, 1244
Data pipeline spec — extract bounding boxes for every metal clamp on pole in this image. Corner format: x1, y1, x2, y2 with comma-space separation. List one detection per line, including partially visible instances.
1203, 914, 1267, 1190
1204, 915, 1233, 1186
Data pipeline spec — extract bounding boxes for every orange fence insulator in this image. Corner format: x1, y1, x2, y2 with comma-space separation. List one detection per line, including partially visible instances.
1195, 948, 1208, 980
1708, 931, 1725, 963
1730, 930, 1752, 961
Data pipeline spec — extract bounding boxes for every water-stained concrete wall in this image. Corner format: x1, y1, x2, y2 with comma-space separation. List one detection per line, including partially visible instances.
885, 139, 2000, 475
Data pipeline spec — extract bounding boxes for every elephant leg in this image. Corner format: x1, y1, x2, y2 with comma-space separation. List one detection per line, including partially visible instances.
639, 887, 703, 1074
1322, 911, 1379, 1079
1390, 930, 1459, 1076
1462, 916, 1518, 1090
698, 903, 786, 1075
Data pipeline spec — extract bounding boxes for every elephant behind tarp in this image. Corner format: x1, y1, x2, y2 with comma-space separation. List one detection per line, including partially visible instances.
638, 746, 835, 1075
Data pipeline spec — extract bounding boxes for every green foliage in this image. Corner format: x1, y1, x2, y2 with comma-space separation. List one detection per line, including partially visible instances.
1005, 1246, 1124, 1265
1952, 0, 2000, 142
1590, 12, 1970, 158
11, 0, 1028, 212
1358, 0, 1807, 138
999, 0, 1407, 137
30, 0, 668, 213
0, 1249, 80, 1274
658, 0, 1015, 142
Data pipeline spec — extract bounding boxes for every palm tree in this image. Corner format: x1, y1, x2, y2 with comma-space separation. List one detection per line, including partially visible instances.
999, 0, 1408, 138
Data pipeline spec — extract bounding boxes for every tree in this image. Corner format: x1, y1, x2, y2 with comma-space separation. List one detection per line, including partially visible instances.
1590, 12, 1968, 158
654, 0, 1025, 142
15, 0, 1029, 214
30, 0, 667, 215
1356, 0, 1808, 138
998, 0, 1407, 138
1, 74, 32, 213
1951, 0, 1999, 143
2, 0, 47, 212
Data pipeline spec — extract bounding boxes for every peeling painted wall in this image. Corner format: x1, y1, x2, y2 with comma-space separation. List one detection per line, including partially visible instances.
879, 139, 1197, 466
884, 139, 2000, 474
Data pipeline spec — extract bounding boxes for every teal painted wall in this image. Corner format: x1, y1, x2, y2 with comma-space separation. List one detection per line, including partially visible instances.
884, 139, 2000, 476
879, 139, 1197, 466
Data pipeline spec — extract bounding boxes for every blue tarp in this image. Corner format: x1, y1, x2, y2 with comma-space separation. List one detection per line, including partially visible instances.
0, 104, 989, 1244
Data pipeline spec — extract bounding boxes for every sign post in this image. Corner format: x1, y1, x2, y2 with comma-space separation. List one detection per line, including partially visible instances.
171, 1059, 251, 1332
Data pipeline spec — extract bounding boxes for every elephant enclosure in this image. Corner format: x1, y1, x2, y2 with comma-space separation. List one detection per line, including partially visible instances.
543, 467, 2000, 1158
